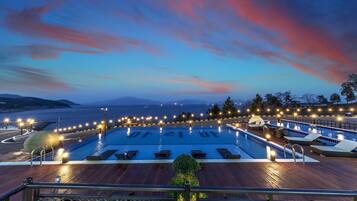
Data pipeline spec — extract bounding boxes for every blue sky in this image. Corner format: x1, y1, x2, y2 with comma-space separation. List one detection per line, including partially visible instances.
0, 0, 356, 103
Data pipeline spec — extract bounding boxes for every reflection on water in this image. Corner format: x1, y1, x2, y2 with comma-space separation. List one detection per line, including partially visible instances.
95, 134, 104, 153
266, 146, 271, 160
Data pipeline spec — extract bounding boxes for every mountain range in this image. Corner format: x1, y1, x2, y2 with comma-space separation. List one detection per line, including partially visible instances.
90, 96, 209, 106
0, 94, 77, 112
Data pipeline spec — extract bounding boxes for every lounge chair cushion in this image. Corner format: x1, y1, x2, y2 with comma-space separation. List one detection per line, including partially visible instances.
310, 145, 348, 153
334, 140, 357, 152
284, 136, 312, 142
86, 149, 117, 160
284, 132, 321, 142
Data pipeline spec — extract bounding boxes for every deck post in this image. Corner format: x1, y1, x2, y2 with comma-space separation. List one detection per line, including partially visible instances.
22, 177, 36, 201
184, 182, 191, 201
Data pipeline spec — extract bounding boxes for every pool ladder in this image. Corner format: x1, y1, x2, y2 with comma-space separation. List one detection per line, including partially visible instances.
30, 146, 55, 166
283, 143, 305, 164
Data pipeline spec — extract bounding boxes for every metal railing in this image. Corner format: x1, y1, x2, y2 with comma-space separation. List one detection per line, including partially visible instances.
285, 117, 357, 131
1, 177, 357, 201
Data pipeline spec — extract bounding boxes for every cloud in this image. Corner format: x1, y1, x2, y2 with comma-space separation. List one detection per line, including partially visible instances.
166, 76, 236, 94
227, 0, 355, 82
9, 45, 99, 60
4, 3, 159, 53
109, 0, 356, 83
0, 66, 73, 91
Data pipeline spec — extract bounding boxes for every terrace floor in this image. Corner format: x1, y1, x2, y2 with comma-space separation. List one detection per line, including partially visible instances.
0, 127, 357, 200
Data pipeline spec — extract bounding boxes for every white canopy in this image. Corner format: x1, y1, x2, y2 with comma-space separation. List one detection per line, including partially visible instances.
248, 116, 265, 128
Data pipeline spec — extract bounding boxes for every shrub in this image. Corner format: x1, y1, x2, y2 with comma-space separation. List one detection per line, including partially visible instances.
173, 154, 200, 174
24, 131, 62, 154
170, 173, 207, 201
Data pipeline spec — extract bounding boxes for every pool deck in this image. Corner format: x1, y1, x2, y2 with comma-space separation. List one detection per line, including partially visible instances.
0, 127, 357, 200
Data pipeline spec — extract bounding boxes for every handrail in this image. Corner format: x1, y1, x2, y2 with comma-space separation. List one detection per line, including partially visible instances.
0, 185, 25, 200
30, 149, 36, 166
1, 178, 357, 201
39, 148, 45, 165
25, 182, 357, 197
292, 144, 305, 164
283, 143, 296, 161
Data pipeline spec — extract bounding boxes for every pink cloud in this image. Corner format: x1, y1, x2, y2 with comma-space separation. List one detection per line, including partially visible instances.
168, 76, 236, 94
0, 66, 73, 91
112, 0, 354, 83
228, 0, 355, 82
11, 45, 99, 60
5, 3, 159, 53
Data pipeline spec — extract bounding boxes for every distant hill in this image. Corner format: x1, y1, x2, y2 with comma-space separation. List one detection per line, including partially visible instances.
56, 99, 79, 106
0, 94, 23, 99
92, 96, 161, 106
0, 94, 76, 112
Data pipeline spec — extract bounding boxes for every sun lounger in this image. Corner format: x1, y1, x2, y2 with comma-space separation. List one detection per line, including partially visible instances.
154, 150, 171, 159
115, 150, 138, 160
217, 148, 241, 159
284, 132, 321, 145
86, 149, 117, 160
191, 150, 206, 159
310, 139, 357, 157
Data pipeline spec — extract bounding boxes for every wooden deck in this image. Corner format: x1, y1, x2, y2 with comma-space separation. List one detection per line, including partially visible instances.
0, 129, 357, 200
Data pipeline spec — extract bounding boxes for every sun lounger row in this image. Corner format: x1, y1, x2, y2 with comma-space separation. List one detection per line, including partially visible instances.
217, 148, 241, 159
86, 148, 246, 161
283, 132, 357, 157
86, 150, 118, 160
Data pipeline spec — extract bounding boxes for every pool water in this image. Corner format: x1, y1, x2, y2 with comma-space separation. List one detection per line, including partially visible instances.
65, 126, 297, 161
268, 120, 357, 142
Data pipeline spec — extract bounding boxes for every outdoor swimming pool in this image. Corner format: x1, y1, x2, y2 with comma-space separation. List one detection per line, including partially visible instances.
60, 125, 310, 162
268, 120, 357, 142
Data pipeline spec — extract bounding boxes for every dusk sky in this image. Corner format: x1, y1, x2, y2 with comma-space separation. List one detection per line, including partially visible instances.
0, 0, 356, 103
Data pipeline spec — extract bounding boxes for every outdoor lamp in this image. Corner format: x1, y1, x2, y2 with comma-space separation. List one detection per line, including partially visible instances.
265, 134, 271, 141
270, 150, 276, 162
62, 152, 69, 164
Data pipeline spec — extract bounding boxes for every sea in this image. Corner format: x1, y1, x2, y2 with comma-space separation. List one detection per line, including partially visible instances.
0, 105, 210, 130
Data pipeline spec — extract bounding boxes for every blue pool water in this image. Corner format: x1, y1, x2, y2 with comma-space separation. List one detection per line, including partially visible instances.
268, 120, 357, 142
64, 126, 296, 161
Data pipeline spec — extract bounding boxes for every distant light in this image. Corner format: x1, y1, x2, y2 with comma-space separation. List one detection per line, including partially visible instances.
336, 116, 344, 122
3, 118, 10, 123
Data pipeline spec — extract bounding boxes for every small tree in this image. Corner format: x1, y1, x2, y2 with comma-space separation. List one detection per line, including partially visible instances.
329, 93, 341, 104
341, 82, 356, 103
222, 97, 236, 115
171, 155, 206, 201
208, 104, 220, 117
173, 154, 200, 174
317, 95, 328, 104
250, 94, 264, 111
